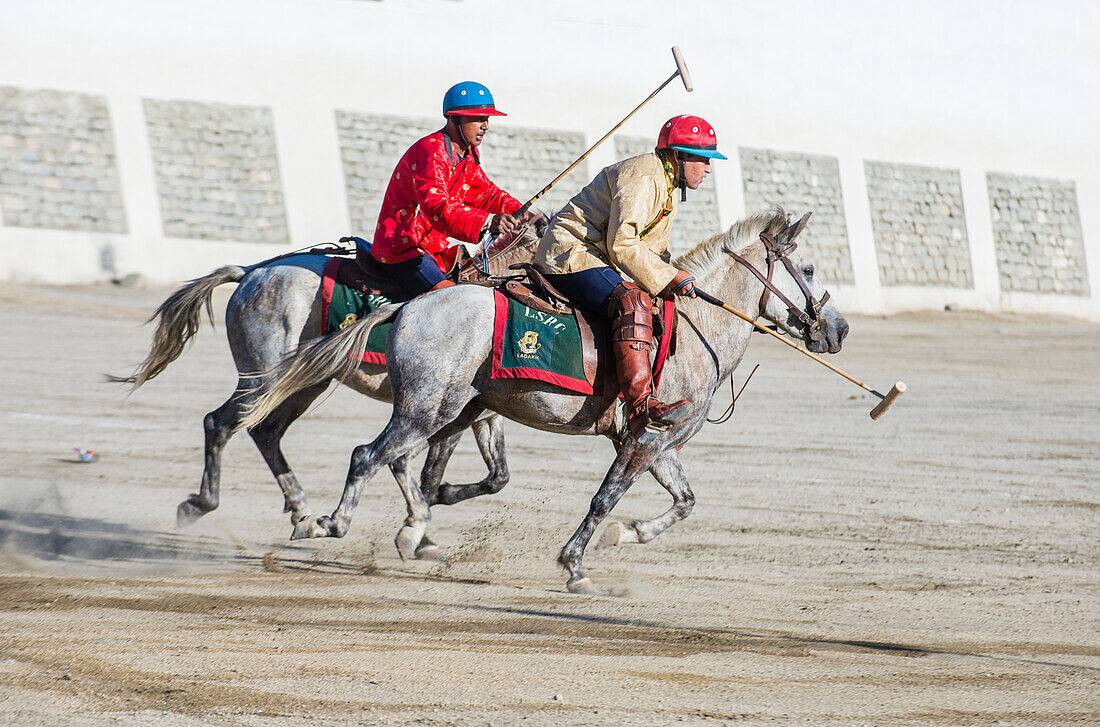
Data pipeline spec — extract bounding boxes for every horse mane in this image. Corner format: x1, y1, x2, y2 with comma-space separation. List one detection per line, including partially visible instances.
675, 207, 790, 278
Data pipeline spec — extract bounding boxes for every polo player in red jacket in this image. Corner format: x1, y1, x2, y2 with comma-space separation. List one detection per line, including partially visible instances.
359, 81, 532, 296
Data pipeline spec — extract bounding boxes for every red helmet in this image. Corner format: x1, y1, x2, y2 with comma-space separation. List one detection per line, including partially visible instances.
657, 115, 727, 159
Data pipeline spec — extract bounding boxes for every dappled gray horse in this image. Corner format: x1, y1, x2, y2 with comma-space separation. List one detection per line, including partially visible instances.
114, 229, 538, 556
244, 209, 848, 592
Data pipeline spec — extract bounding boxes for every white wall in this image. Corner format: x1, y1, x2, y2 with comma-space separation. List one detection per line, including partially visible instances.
1, 0, 1097, 318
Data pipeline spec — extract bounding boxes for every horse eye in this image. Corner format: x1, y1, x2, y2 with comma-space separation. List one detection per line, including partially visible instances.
802, 265, 815, 277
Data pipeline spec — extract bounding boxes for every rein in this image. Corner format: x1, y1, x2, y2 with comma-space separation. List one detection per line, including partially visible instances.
706, 363, 760, 424
728, 233, 830, 343
693, 229, 830, 425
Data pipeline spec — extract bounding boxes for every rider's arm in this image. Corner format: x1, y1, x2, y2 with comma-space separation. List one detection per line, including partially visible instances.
605, 174, 679, 296
468, 166, 523, 216
412, 148, 492, 243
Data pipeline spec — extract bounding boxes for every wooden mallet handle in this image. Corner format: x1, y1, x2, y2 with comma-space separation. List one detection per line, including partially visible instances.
869, 381, 906, 421
695, 288, 907, 421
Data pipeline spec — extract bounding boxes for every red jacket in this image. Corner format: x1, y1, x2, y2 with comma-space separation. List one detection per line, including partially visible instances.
370, 130, 522, 271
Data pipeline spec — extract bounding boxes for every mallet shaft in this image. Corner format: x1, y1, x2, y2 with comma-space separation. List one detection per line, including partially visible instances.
694, 288, 905, 418
519, 80, 673, 215
516, 46, 693, 216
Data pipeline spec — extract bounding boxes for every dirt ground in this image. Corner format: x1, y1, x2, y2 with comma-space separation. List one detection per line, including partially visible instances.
0, 280, 1096, 726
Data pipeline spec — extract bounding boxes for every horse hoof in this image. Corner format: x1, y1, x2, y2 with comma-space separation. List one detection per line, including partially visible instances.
394, 528, 420, 561
291, 517, 328, 540
176, 499, 208, 527
598, 522, 640, 548
566, 576, 597, 595
414, 543, 445, 561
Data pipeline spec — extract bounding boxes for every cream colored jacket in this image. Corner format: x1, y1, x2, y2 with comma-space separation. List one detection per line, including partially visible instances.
534, 153, 679, 296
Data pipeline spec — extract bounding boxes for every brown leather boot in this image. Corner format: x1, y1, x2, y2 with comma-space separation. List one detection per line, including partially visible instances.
609, 283, 693, 444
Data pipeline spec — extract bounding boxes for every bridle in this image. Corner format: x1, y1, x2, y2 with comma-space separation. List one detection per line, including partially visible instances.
728, 232, 830, 344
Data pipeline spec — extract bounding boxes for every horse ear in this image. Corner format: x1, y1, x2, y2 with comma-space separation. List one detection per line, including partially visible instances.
786, 212, 812, 243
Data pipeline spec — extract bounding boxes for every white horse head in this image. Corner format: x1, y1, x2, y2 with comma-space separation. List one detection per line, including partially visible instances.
680, 208, 849, 354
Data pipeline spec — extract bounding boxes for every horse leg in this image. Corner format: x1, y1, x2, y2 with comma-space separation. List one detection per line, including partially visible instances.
290, 415, 439, 554
386, 443, 444, 560
419, 432, 460, 506
247, 381, 329, 525
177, 391, 244, 525
558, 444, 657, 593
428, 414, 510, 506
598, 449, 695, 547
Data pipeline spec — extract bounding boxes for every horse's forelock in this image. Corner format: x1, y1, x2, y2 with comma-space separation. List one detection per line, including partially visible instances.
677, 207, 788, 277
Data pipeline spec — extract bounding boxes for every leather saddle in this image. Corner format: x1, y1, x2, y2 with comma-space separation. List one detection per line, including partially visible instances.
335, 237, 410, 301
500, 262, 673, 353
496, 263, 676, 437
501, 263, 574, 316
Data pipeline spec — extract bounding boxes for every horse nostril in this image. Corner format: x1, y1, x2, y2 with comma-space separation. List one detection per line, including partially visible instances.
838, 319, 850, 342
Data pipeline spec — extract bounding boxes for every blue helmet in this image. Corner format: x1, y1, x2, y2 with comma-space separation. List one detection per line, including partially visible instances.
442, 81, 507, 117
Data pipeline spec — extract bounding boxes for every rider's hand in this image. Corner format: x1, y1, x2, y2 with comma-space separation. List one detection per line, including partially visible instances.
663, 270, 697, 299
490, 213, 517, 236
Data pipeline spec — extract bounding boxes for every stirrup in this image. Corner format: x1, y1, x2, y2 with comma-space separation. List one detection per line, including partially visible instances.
629, 399, 693, 444
648, 399, 693, 426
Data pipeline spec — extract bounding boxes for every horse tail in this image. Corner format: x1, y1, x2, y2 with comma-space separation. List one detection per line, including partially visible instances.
239, 302, 404, 431
107, 265, 247, 390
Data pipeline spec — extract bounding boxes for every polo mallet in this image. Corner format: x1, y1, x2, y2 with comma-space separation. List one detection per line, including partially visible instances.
694, 288, 906, 420
479, 47, 693, 270
513, 45, 693, 219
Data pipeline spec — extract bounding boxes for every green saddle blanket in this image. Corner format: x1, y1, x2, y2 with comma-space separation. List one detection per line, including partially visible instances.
490, 291, 600, 394
321, 257, 392, 363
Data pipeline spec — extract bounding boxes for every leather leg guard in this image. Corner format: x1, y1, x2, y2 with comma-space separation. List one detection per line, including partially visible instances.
608, 283, 692, 443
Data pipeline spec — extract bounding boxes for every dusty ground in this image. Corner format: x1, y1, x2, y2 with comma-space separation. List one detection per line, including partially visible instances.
0, 280, 1096, 726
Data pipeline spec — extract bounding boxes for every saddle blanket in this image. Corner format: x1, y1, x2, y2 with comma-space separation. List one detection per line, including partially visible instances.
490, 291, 675, 396
320, 257, 392, 364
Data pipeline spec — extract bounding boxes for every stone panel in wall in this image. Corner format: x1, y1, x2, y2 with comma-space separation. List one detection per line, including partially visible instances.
0, 87, 126, 233
335, 112, 440, 237
336, 113, 587, 239
144, 99, 288, 244
987, 173, 1088, 296
615, 136, 721, 257
865, 161, 973, 288
739, 148, 853, 285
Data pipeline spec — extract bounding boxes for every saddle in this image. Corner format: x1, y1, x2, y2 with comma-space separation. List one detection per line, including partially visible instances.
335, 237, 410, 300
498, 262, 675, 356
493, 263, 678, 436
502, 263, 575, 315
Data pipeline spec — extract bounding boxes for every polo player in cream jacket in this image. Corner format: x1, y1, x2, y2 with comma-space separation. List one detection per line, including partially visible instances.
534, 115, 727, 444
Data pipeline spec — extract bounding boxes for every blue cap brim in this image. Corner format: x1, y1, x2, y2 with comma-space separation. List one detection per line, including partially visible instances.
669, 145, 727, 160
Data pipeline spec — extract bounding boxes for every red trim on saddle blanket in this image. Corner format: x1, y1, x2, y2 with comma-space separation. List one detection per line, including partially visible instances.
320, 257, 386, 365
651, 297, 675, 390
489, 291, 676, 395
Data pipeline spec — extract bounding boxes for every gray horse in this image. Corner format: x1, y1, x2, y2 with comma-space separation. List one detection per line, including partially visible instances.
243, 209, 849, 591
114, 232, 538, 557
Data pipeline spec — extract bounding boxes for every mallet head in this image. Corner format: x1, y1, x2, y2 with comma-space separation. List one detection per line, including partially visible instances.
672, 46, 693, 92
869, 381, 907, 421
